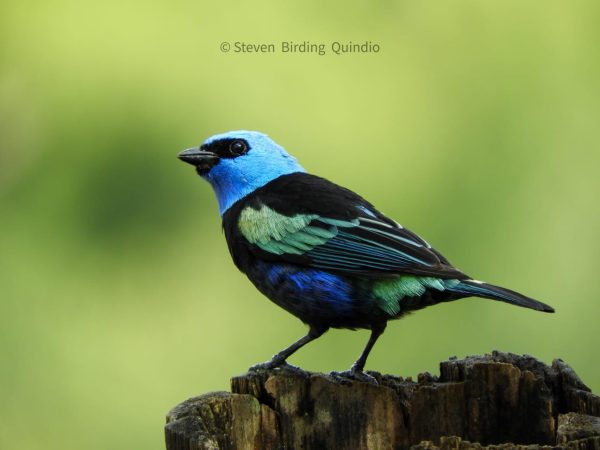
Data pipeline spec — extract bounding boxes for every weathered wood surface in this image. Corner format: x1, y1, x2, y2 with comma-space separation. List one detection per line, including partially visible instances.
165, 352, 600, 450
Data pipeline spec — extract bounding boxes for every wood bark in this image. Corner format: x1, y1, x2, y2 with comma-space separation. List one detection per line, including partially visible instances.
165, 352, 600, 449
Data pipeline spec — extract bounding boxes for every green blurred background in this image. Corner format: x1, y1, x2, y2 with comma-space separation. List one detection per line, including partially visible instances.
1, 1, 599, 449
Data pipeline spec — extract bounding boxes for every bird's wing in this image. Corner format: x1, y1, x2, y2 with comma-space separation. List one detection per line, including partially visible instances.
236, 200, 466, 280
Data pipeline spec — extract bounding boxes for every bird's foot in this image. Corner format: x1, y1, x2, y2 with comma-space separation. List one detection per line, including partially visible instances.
330, 366, 378, 385
249, 358, 304, 374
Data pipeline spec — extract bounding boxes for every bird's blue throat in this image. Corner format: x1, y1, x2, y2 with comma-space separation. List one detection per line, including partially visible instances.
203, 162, 305, 215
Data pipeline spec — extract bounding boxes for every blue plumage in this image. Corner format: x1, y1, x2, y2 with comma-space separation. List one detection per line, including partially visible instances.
199, 131, 305, 214
178, 130, 554, 381
258, 262, 357, 320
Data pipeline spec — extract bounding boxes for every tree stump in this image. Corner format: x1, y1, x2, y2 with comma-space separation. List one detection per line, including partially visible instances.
165, 351, 600, 449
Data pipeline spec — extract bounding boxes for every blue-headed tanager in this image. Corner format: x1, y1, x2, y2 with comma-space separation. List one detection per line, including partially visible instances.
178, 130, 554, 382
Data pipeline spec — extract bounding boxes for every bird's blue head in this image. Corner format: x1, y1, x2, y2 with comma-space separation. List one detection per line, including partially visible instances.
178, 130, 305, 215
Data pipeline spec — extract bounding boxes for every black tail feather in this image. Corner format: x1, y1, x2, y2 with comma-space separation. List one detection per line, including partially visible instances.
448, 280, 554, 313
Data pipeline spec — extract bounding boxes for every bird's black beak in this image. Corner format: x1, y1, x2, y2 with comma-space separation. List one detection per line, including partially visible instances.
178, 148, 220, 174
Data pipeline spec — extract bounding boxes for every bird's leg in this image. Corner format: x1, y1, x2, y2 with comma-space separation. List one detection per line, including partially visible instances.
332, 322, 387, 384
250, 325, 328, 372
351, 322, 387, 373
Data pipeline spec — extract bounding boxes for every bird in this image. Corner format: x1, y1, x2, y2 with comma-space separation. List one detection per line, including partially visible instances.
178, 130, 554, 382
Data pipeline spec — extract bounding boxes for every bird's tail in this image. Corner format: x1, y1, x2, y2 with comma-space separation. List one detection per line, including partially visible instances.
446, 279, 555, 313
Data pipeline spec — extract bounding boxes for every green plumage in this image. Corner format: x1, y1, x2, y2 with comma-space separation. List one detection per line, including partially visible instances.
238, 205, 316, 244
372, 276, 461, 316
237, 205, 358, 255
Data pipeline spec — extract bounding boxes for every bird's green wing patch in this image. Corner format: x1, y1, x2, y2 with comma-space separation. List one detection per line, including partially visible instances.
238, 205, 357, 255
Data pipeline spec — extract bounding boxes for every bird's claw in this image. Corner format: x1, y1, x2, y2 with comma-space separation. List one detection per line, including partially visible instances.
330, 368, 379, 385
249, 359, 304, 374
249, 359, 284, 371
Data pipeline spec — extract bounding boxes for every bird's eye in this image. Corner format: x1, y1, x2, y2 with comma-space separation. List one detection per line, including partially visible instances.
229, 140, 247, 155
